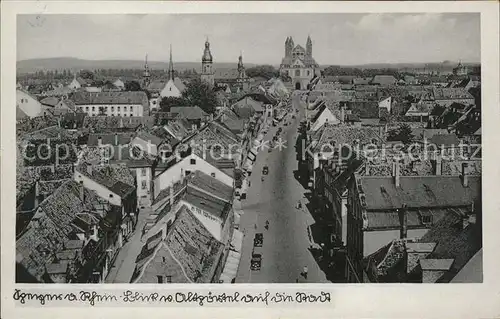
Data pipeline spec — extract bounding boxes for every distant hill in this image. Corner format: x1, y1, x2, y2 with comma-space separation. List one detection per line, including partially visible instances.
319, 61, 480, 70
17, 57, 258, 74
17, 57, 479, 74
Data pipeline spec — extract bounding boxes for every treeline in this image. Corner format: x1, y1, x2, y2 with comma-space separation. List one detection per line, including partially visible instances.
17, 68, 199, 83
322, 65, 402, 78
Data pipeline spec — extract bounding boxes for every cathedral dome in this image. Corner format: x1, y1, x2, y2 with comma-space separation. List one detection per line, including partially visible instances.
202, 40, 213, 63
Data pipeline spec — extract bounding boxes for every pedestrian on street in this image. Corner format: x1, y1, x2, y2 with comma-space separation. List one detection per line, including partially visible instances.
303, 266, 308, 279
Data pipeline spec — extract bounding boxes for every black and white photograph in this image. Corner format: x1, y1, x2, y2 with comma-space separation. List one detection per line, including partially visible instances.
12, 11, 485, 285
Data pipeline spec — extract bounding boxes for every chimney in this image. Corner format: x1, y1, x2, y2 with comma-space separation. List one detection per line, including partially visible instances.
461, 162, 469, 187
378, 125, 384, 138
98, 136, 102, 146
435, 155, 442, 175
394, 160, 401, 187
57, 117, 61, 128
86, 164, 92, 175
340, 107, 345, 124
365, 163, 370, 176
114, 133, 119, 146
79, 180, 85, 202
399, 204, 408, 239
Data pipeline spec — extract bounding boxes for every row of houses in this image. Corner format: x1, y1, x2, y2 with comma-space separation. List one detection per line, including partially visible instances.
15, 77, 287, 283
297, 71, 482, 283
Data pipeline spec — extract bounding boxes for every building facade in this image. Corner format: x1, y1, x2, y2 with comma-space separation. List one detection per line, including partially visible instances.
72, 91, 150, 117
279, 36, 320, 90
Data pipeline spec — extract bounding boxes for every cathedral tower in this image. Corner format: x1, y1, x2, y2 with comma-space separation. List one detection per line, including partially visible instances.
201, 38, 215, 88
306, 35, 312, 57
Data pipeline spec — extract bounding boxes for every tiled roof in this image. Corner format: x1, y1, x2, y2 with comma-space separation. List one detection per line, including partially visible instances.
214, 69, 240, 80
72, 91, 149, 108
371, 75, 397, 86
418, 209, 482, 282
164, 119, 191, 141
347, 101, 380, 118
136, 131, 163, 146
352, 77, 373, 85
22, 125, 76, 141
365, 207, 451, 230
76, 163, 135, 197
40, 97, 59, 107
359, 175, 481, 210
16, 180, 101, 282
310, 123, 382, 154
187, 170, 233, 202
87, 132, 136, 146
132, 205, 224, 283
170, 106, 208, 120
183, 185, 232, 220
432, 88, 474, 101
428, 133, 460, 148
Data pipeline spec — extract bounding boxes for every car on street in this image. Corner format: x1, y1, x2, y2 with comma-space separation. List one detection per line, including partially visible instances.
254, 233, 263, 247
262, 166, 269, 175
250, 253, 262, 271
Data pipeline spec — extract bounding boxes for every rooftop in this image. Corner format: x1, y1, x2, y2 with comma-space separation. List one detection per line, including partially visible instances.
76, 163, 135, 197
359, 175, 481, 210
16, 180, 101, 282
132, 205, 224, 283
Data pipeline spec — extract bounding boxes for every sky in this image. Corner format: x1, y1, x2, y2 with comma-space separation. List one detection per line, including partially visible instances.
17, 13, 480, 65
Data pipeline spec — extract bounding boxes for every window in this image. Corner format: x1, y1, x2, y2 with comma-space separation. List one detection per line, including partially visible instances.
211, 172, 216, 178
190, 158, 196, 165
117, 106, 121, 112
185, 170, 191, 176
153, 100, 157, 105
295, 70, 300, 77
307, 70, 310, 76
157, 276, 163, 283
86, 107, 90, 112
422, 215, 432, 224
166, 276, 172, 283
141, 168, 147, 176
162, 257, 166, 262
141, 180, 147, 189
111, 106, 114, 112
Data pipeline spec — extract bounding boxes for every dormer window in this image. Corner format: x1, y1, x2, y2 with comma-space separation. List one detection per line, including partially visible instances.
421, 215, 432, 225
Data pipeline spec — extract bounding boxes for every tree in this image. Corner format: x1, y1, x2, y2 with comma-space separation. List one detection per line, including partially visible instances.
79, 70, 94, 80
280, 72, 292, 83
387, 123, 414, 144
246, 65, 279, 80
181, 78, 217, 114
159, 96, 188, 112
125, 80, 142, 91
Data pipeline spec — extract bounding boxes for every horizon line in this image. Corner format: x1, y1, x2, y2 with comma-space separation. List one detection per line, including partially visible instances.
16, 56, 481, 67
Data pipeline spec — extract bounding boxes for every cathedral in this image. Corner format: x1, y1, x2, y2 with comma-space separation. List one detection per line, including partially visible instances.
279, 36, 320, 90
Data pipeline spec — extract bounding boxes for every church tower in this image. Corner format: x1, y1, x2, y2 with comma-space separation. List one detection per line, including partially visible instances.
306, 35, 312, 57
201, 38, 215, 88
168, 45, 175, 80
142, 54, 151, 88
237, 52, 246, 80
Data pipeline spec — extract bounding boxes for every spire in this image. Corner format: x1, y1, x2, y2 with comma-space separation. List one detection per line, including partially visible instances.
238, 51, 244, 70
143, 54, 151, 87
306, 35, 312, 57
168, 45, 175, 80
202, 37, 213, 63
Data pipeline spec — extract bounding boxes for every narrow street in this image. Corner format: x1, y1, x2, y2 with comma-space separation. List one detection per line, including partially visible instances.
105, 206, 153, 283
236, 92, 329, 283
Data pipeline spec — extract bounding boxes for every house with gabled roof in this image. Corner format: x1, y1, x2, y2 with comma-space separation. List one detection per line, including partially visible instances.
16, 179, 122, 283
345, 161, 481, 283
130, 204, 225, 283
74, 163, 137, 246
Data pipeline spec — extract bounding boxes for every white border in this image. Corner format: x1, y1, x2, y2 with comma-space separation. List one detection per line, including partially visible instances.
2, 2, 500, 318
